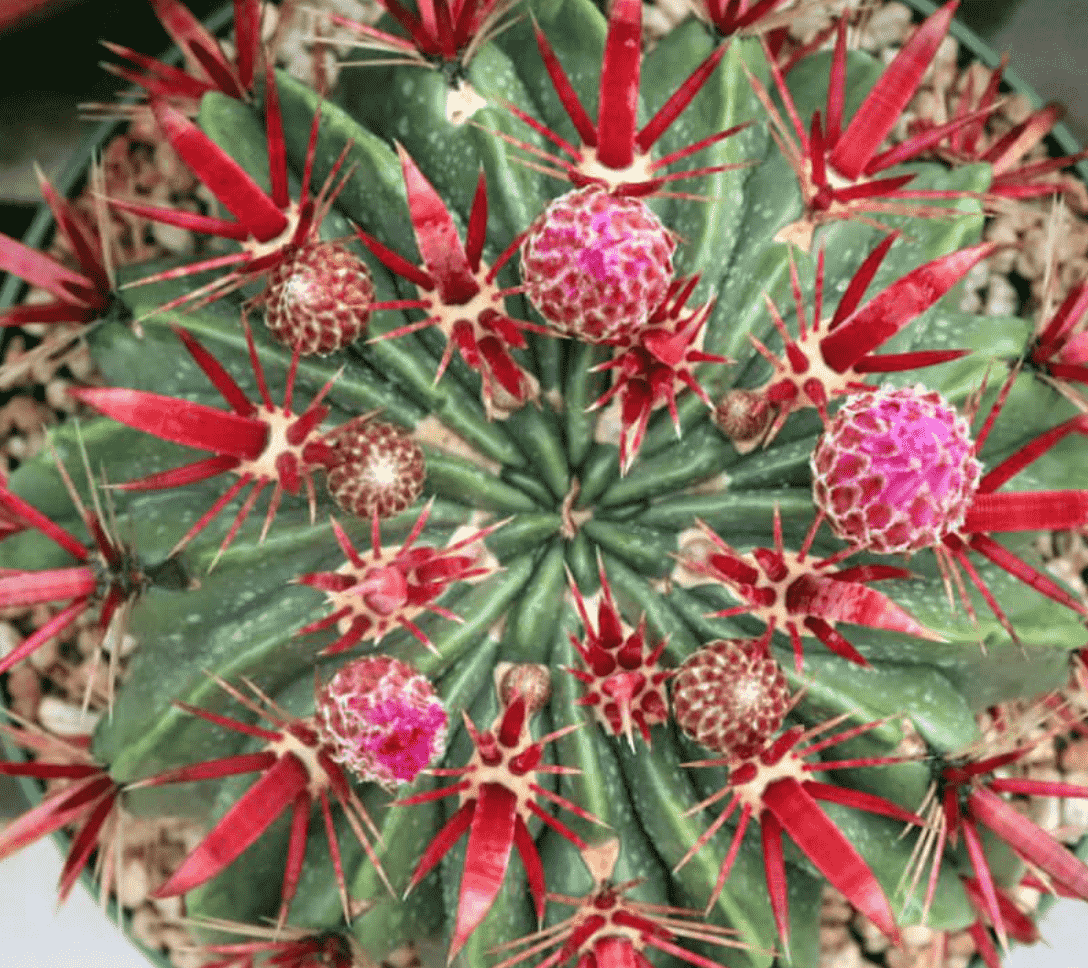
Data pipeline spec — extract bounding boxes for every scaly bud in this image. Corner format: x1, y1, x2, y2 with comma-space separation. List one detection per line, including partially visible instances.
811, 384, 981, 553
520, 186, 675, 344
315, 656, 448, 788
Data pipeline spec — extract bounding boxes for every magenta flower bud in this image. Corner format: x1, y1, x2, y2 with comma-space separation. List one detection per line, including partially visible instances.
315, 656, 448, 788
520, 185, 675, 344
811, 384, 982, 554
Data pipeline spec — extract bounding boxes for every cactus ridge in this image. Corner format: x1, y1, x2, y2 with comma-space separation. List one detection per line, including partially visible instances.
4, 1, 1088, 966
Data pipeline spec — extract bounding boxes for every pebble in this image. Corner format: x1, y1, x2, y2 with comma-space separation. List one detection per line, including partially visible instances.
44, 377, 75, 413
151, 844, 187, 883
947, 931, 978, 956
1061, 794, 1088, 830
858, 2, 912, 50
964, 258, 991, 292
1013, 882, 1043, 911
986, 240, 1020, 276
67, 657, 116, 708
1004, 93, 1036, 126
77, 627, 103, 657
150, 893, 184, 918
644, 6, 673, 38
66, 343, 94, 381
901, 924, 934, 948
128, 904, 162, 951
167, 944, 205, 965
821, 889, 853, 926
985, 275, 1018, 317
1061, 739, 1088, 771
0, 621, 20, 659
151, 220, 195, 256
821, 943, 861, 968
959, 289, 982, 314
37, 696, 101, 737
1017, 232, 1048, 279
102, 631, 139, 659
5, 664, 40, 720
168, 949, 207, 968
857, 914, 891, 953
387, 943, 422, 968
259, 0, 278, 40
117, 857, 151, 908
820, 925, 851, 950
933, 35, 958, 73
1029, 790, 1062, 831
910, 90, 942, 129
157, 925, 192, 952
655, 0, 690, 23
180, 818, 208, 853
1025, 738, 1061, 765
27, 635, 59, 673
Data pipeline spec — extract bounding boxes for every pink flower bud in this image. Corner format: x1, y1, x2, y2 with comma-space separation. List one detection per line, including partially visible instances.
264, 241, 374, 355
520, 186, 675, 344
672, 638, 789, 759
315, 656, 447, 788
811, 384, 982, 554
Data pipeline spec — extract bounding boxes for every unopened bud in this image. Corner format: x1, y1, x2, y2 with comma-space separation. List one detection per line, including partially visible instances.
713, 388, 771, 443
315, 656, 447, 788
497, 662, 552, 715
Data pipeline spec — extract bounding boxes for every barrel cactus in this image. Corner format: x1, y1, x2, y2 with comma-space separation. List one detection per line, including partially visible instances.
4, 0, 1088, 966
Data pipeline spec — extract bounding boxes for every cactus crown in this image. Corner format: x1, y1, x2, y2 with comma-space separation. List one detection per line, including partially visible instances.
3, 1, 1088, 967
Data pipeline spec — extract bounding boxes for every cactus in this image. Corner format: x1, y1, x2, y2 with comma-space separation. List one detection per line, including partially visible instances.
4, 0, 1088, 966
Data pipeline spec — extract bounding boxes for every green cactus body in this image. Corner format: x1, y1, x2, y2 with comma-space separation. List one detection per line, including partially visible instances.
5, 0, 1088, 966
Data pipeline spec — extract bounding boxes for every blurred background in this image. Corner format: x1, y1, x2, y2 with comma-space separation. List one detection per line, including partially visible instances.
0, 0, 1086, 966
